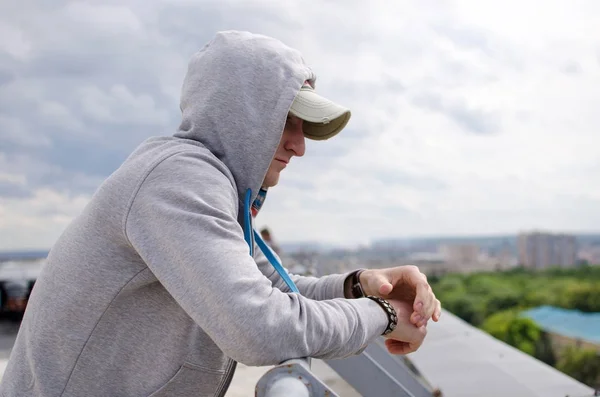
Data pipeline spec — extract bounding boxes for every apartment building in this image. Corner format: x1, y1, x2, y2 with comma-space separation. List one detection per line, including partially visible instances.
518, 231, 577, 269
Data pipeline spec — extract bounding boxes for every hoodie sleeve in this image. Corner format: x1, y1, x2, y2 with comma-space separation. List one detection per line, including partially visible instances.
124, 152, 388, 366
253, 247, 352, 300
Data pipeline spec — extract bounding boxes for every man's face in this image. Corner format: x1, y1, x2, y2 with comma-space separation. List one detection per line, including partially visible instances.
262, 114, 306, 188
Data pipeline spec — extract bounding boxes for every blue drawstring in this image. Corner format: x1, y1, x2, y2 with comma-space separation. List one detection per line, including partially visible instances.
243, 189, 254, 257
244, 188, 299, 294
254, 230, 299, 293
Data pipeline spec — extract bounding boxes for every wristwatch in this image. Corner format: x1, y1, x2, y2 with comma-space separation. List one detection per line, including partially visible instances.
350, 269, 366, 299
350, 270, 398, 335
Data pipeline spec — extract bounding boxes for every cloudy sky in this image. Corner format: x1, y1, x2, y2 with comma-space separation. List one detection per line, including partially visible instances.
1, 0, 599, 250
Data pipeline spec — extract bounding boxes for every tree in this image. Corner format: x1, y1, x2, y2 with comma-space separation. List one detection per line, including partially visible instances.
481, 310, 515, 341
443, 293, 485, 326
504, 317, 541, 356
559, 283, 600, 312
481, 310, 542, 356
431, 266, 600, 385
433, 274, 466, 295
556, 346, 600, 388
534, 332, 556, 366
485, 289, 522, 315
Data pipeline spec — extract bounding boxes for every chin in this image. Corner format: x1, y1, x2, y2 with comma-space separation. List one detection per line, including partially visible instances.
263, 173, 280, 188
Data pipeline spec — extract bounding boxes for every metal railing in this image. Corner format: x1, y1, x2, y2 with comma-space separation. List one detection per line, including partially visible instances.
256, 339, 437, 397
325, 339, 436, 397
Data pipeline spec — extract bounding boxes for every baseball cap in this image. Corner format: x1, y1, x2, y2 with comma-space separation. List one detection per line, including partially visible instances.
289, 81, 351, 141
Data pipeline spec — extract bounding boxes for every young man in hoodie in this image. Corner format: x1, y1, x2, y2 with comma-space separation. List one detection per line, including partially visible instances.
0, 31, 440, 397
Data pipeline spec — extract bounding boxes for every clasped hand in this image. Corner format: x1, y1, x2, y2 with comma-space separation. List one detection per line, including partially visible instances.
360, 266, 441, 355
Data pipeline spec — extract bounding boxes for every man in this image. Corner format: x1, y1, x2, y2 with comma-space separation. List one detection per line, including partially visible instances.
0, 31, 441, 396
3, 279, 29, 314
259, 227, 281, 255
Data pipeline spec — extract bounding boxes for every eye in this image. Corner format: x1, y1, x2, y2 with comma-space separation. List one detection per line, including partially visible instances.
285, 116, 295, 129
286, 115, 300, 127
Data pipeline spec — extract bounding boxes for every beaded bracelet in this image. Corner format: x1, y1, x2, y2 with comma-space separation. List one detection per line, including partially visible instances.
366, 296, 398, 336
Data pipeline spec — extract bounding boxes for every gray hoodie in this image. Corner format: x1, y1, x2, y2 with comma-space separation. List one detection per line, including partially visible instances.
0, 31, 388, 397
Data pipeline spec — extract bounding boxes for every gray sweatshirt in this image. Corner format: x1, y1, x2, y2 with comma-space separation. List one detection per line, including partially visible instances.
0, 31, 388, 397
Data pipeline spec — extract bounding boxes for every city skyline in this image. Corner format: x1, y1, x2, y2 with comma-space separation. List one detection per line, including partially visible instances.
3, 228, 600, 248
4, 230, 600, 257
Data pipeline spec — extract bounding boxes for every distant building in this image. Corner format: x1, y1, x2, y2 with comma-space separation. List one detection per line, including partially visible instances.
578, 247, 600, 265
407, 252, 445, 264
439, 244, 480, 266
518, 231, 577, 269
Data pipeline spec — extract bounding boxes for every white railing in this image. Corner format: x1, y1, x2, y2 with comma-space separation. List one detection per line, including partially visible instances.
256, 340, 437, 397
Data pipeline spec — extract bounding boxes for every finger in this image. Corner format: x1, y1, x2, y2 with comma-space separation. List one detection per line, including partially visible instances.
410, 311, 425, 327
385, 329, 426, 355
414, 280, 434, 324
385, 339, 416, 355
432, 299, 442, 322
421, 281, 438, 324
407, 270, 427, 306
422, 290, 437, 325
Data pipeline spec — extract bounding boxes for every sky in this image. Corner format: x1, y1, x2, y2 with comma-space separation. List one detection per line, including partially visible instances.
1, 0, 599, 250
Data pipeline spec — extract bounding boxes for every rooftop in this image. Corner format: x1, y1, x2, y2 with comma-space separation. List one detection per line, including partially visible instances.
408, 310, 596, 397
521, 305, 600, 344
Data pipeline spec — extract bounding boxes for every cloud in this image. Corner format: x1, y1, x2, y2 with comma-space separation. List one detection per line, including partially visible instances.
0, 172, 30, 199
432, 23, 493, 55
76, 84, 170, 126
0, 181, 32, 199
0, 153, 105, 200
411, 92, 501, 134
562, 61, 582, 75
1, 0, 599, 250
0, 188, 90, 250
0, 114, 52, 147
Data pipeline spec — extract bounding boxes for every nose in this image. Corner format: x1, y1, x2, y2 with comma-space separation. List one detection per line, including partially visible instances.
284, 119, 306, 157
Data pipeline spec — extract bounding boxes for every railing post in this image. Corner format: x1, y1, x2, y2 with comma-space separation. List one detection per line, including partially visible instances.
255, 358, 340, 397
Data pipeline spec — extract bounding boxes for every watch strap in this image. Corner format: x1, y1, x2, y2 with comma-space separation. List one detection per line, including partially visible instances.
351, 269, 365, 299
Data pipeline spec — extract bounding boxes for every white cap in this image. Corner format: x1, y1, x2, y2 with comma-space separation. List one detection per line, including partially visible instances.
289, 81, 351, 141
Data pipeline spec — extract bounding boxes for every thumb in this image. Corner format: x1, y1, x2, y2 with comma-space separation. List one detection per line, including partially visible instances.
370, 271, 393, 295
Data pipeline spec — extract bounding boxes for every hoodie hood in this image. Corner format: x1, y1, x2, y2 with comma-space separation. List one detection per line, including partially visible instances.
175, 31, 314, 209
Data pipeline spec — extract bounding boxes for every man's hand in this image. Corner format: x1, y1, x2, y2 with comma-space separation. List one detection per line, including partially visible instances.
383, 299, 427, 355
361, 266, 441, 327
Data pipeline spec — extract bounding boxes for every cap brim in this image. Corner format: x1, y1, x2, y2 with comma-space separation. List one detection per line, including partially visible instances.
289, 87, 351, 141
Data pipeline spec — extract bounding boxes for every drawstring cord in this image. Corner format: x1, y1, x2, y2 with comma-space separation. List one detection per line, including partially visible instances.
244, 188, 299, 293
